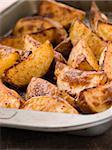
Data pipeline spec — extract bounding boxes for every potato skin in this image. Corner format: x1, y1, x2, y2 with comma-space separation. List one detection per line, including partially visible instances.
104, 43, 112, 80
26, 77, 75, 107
0, 80, 23, 109
0, 36, 24, 50
5, 41, 54, 87
77, 82, 112, 113
68, 40, 99, 71
22, 96, 78, 114
39, 0, 85, 29
70, 20, 106, 60
90, 2, 112, 42
0, 45, 21, 77
55, 62, 107, 96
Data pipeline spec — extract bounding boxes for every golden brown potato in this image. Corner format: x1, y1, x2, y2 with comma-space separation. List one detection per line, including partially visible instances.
90, 2, 112, 42
22, 96, 78, 114
24, 35, 66, 63
55, 62, 107, 96
96, 22, 112, 42
68, 40, 99, 71
5, 40, 54, 87
104, 43, 112, 80
23, 35, 41, 51
38, 0, 85, 29
0, 36, 24, 49
77, 81, 112, 113
13, 16, 67, 36
69, 20, 106, 60
90, 1, 108, 31
26, 77, 75, 107
54, 38, 72, 58
0, 44, 21, 77
30, 27, 67, 45
0, 80, 23, 109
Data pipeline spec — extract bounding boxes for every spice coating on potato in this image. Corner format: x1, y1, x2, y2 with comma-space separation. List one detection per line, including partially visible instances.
22, 96, 78, 114
39, 0, 85, 29
5, 41, 54, 87
104, 43, 112, 80
0, 80, 23, 109
77, 82, 112, 113
55, 62, 107, 96
0, 45, 21, 77
26, 77, 75, 107
70, 20, 106, 60
68, 40, 99, 71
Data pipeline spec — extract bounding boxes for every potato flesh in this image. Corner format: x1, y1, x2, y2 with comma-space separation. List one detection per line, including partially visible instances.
97, 22, 112, 42
5, 41, 54, 87
78, 82, 112, 113
23, 96, 78, 114
39, 0, 85, 28
55, 62, 107, 96
26, 77, 75, 107
0, 80, 23, 109
90, 2, 112, 42
70, 20, 106, 60
0, 36, 24, 50
0, 45, 21, 77
104, 43, 112, 80
68, 40, 99, 71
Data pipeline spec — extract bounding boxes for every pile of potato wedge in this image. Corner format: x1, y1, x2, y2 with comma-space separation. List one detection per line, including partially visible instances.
0, 0, 112, 114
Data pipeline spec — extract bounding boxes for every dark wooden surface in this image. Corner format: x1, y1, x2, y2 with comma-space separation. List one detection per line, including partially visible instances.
0, 127, 112, 150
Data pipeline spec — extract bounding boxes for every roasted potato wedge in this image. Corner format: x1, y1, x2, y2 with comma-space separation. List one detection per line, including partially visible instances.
24, 35, 66, 63
0, 44, 21, 77
55, 62, 107, 96
13, 16, 67, 36
5, 40, 54, 87
90, 2, 112, 42
39, 0, 85, 29
90, 1, 108, 31
0, 36, 24, 49
0, 80, 23, 109
30, 27, 67, 45
26, 77, 75, 107
104, 43, 112, 80
68, 40, 99, 71
22, 96, 78, 114
77, 82, 112, 113
69, 20, 106, 60
96, 22, 112, 42
54, 38, 72, 58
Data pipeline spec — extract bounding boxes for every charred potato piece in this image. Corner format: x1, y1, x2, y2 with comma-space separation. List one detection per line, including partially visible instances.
0, 80, 23, 109
5, 41, 54, 87
54, 38, 72, 58
90, 1, 108, 32
77, 82, 112, 113
39, 0, 85, 29
0, 45, 21, 77
55, 62, 107, 96
26, 77, 75, 107
0, 36, 24, 49
104, 43, 112, 80
68, 40, 99, 71
22, 96, 78, 114
70, 20, 106, 60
